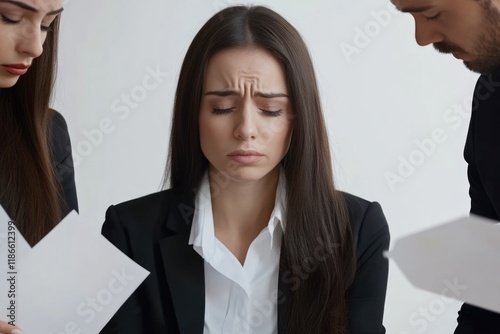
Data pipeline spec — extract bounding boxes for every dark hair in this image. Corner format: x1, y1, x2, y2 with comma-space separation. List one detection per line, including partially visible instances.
165, 6, 356, 333
0, 17, 62, 246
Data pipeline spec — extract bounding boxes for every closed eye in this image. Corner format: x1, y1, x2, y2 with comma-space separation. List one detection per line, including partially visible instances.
1, 14, 19, 24
1, 14, 53, 31
41, 24, 52, 32
261, 109, 283, 117
211, 108, 283, 117
425, 12, 441, 21
211, 108, 233, 115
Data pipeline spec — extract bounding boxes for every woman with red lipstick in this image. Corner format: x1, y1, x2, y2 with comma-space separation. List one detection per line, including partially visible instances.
0, 1, 77, 333
101, 5, 390, 334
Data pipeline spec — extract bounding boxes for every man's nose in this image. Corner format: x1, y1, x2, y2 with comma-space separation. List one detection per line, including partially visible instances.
414, 17, 444, 46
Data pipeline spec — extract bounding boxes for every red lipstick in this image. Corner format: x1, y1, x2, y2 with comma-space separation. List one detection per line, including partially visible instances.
2, 64, 30, 76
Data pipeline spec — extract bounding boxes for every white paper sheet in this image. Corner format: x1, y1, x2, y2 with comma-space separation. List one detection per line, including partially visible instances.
387, 215, 500, 313
0, 207, 149, 333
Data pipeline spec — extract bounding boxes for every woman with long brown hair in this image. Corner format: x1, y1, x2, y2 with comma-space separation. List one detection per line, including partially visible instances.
0, 1, 77, 333
101, 5, 389, 334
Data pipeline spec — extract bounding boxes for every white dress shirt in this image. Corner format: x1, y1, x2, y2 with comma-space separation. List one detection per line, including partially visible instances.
188, 172, 286, 334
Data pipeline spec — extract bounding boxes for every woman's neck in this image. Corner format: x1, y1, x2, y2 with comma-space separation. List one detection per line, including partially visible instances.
208, 167, 280, 264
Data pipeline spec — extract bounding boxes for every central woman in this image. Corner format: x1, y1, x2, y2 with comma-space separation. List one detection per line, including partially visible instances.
101, 6, 389, 334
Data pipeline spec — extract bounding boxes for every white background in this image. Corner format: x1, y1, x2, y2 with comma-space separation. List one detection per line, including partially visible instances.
53, 0, 480, 332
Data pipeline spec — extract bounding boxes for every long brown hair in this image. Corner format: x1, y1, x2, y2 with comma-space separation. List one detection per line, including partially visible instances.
0, 17, 62, 246
165, 6, 356, 333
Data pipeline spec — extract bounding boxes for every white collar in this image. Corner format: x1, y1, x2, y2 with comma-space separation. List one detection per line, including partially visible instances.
188, 169, 287, 261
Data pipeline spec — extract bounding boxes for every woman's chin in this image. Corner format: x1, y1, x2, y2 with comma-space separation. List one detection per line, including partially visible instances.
0, 77, 20, 89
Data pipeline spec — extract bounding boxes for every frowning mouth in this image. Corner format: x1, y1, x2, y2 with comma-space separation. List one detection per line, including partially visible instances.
227, 150, 264, 164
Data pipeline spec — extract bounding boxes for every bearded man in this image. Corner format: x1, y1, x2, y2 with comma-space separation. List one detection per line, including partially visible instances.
392, 0, 500, 333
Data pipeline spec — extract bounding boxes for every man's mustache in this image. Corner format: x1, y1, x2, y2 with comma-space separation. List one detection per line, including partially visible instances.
433, 42, 465, 54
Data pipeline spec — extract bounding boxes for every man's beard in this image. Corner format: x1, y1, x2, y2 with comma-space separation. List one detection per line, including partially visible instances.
434, 0, 500, 74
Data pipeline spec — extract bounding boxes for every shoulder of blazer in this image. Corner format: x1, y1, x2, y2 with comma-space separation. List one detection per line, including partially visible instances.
111, 189, 195, 235
340, 191, 389, 246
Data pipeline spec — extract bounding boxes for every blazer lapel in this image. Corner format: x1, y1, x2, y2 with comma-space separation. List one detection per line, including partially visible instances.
159, 197, 292, 334
159, 200, 205, 334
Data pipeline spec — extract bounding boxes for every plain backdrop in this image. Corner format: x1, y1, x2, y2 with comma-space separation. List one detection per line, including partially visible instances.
53, 0, 480, 332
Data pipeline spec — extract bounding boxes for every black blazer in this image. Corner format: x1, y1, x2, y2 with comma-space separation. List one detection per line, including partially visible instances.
49, 110, 79, 216
100, 190, 390, 334
456, 67, 500, 333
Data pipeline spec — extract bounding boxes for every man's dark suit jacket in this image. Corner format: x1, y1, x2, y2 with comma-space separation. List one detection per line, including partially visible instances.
100, 189, 390, 333
456, 67, 500, 333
